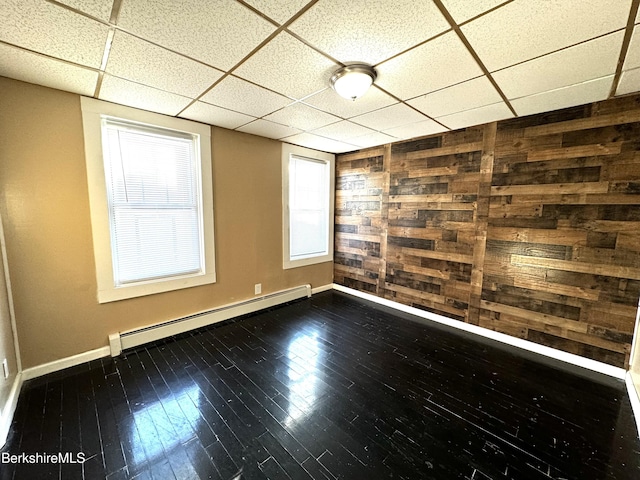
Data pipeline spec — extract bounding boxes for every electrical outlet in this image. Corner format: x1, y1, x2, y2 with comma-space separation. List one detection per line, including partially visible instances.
255, 283, 262, 295
2, 359, 8, 379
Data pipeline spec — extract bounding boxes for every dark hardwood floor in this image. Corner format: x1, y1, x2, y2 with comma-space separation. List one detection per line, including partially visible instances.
2, 291, 639, 479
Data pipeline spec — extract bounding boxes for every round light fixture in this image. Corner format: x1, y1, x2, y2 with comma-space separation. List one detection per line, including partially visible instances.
330, 64, 377, 101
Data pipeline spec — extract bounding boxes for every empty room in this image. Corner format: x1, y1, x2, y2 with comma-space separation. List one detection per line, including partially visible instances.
2, 0, 640, 479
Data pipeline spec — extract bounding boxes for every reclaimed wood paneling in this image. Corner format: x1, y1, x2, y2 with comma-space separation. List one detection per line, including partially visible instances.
385, 128, 486, 322
334, 147, 385, 294
469, 122, 497, 326
335, 127, 488, 322
482, 97, 640, 368
335, 94, 640, 368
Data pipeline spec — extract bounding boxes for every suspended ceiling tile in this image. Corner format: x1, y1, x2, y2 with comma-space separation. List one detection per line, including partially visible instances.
288, 0, 449, 65
99, 75, 193, 116
1, 0, 109, 68
180, 101, 255, 129
623, 26, 640, 70
236, 119, 302, 139
439, 0, 509, 24
462, 0, 631, 71
375, 32, 483, 100
493, 31, 623, 100
617, 67, 640, 96
0, 43, 98, 96
106, 31, 224, 98
302, 86, 397, 119
56, 0, 113, 22
437, 102, 512, 130
200, 75, 292, 118
282, 133, 358, 154
263, 102, 341, 131
407, 75, 501, 118
352, 103, 428, 131
382, 119, 448, 141
512, 76, 613, 117
243, 0, 309, 24
312, 121, 376, 142
117, 0, 275, 71
349, 132, 397, 149
234, 32, 338, 100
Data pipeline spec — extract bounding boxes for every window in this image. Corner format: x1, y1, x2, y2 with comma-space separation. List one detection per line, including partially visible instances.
282, 144, 334, 269
81, 98, 215, 303
102, 119, 203, 285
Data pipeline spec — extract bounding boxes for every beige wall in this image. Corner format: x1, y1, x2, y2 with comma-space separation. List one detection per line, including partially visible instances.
0, 216, 18, 413
0, 77, 333, 369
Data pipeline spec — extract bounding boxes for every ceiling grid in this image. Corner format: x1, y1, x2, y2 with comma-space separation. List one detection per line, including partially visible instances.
1, 0, 638, 153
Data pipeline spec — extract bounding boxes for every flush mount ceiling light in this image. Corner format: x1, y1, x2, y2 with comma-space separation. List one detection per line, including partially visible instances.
330, 64, 377, 101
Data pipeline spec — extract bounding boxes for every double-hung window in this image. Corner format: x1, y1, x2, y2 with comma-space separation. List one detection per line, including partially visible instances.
102, 119, 202, 285
282, 144, 334, 269
81, 98, 215, 303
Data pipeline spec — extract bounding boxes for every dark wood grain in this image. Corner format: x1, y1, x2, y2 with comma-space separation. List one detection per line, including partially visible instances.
2, 292, 639, 479
335, 94, 640, 368
334, 147, 386, 294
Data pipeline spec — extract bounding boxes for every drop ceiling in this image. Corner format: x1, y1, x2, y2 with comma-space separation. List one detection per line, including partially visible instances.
2, 0, 639, 154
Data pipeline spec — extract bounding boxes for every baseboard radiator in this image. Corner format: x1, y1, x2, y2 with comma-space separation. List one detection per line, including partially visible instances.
108, 284, 311, 356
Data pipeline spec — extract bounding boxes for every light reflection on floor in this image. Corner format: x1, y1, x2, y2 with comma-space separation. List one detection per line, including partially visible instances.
285, 329, 323, 426
126, 329, 327, 468
129, 384, 202, 468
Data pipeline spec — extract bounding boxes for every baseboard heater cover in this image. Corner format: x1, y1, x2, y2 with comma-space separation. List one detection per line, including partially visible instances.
109, 284, 311, 356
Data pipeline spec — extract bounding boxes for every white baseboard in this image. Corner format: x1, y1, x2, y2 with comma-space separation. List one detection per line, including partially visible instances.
311, 284, 334, 294
0, 372, 23, 449
627, 372, 640, 440
0, 346, 110, 448
1, 284, 320, 446
21, 346, 111, 382
22, 285, 318, 380
11, 285, 633, 382
332, 284, 627, 380
3, 283, 633, 450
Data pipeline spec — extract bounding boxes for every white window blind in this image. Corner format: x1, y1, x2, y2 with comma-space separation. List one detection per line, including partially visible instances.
102, 119, 203, 286
288, 155, 329, 261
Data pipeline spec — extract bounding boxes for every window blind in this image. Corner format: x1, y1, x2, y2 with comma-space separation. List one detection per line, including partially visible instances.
288, 155, 329, 260
102, 119, 203, 285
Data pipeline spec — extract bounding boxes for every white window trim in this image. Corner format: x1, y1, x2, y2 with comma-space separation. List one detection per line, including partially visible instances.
282, 143, 335, 270
81, 97, 216, 303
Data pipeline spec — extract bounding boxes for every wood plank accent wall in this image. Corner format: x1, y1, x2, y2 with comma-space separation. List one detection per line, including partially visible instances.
334, 95, 640, 368
335, 147, 385, 294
